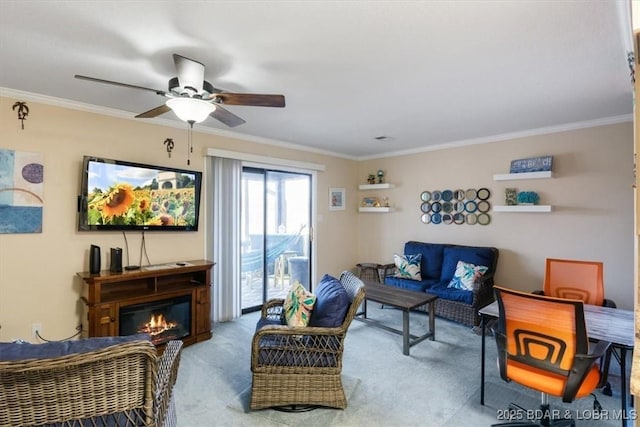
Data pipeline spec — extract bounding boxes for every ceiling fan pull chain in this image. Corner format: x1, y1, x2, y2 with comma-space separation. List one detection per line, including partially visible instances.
187, 121, 195, 166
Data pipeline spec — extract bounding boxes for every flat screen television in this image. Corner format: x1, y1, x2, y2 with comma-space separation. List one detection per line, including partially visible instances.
78, 156, 202, 231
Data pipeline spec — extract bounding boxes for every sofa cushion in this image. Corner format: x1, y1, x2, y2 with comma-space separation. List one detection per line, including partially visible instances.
448, 260, 489, 291
283, 281, 317, 327
404, 241, 444, 279
393, 253, 422, 280
309, 274, 350, 327
0, 333, 151, 361
428, 281, 474, 305
384, 276, 439, 292
440, 246, 495, 282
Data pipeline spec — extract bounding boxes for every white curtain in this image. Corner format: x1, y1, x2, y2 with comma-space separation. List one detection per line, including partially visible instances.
206, 156, 242, 322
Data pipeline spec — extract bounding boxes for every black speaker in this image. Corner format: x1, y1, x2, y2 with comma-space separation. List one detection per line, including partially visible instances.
89, 245, 101, 274
110, 247, 123, 273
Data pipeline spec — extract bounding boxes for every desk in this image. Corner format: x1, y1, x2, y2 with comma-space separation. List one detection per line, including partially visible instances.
479, 301, 634, 426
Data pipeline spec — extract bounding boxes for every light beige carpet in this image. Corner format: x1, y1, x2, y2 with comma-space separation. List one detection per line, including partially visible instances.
226, 375, 361, 426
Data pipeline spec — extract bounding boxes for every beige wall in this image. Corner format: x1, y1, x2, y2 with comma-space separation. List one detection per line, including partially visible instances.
357, 122, 634, 308
0, 96, 360, 341
0, 95, 633, 341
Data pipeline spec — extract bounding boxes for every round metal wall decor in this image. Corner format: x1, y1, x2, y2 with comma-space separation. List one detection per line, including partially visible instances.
420, 187, 491, 225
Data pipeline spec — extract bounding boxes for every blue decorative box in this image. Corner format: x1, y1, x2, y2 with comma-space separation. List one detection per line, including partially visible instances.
509, 156, 553, 173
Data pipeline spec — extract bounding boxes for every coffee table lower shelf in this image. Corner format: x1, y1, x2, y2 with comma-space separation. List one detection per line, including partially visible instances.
355, 281, 438, 355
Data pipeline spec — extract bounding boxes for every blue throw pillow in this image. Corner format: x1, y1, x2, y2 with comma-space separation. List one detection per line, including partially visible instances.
309, 274, 350, 328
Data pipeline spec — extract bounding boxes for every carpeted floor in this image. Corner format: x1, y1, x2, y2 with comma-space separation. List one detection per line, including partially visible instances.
174, 304, 631, 426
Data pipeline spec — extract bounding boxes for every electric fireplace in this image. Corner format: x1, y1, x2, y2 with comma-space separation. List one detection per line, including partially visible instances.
119, 295, 191, 345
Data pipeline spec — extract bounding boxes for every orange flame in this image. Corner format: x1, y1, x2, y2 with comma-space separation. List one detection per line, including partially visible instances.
140, 313, 178, 336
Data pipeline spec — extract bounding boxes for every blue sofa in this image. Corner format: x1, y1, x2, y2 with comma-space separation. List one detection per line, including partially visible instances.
384, 241, 499, 326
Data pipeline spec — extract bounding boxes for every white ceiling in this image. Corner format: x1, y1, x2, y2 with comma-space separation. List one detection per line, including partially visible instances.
0, 1, 634, 159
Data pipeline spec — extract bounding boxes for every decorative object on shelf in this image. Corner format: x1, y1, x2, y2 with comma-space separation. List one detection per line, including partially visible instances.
516, 191, 540, 205
376, 170, 385, 184
329, 187, 345, 211
509, 155, 553, 173
420, 187, 490, 226
505, 188, 517, 205
361, 196, 380, 207
163, 138, 175, 158
12, 101, 29, 130
367, 174, 376, 184
382, 196, 390, 207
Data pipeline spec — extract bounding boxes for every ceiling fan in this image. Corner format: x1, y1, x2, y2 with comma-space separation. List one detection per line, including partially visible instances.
75, 54, 285, 127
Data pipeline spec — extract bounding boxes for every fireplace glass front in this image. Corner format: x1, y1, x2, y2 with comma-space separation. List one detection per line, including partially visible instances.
119, 295, 191, 345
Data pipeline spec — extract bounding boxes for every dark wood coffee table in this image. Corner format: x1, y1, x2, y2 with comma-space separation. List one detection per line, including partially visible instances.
355, 280, 438, 355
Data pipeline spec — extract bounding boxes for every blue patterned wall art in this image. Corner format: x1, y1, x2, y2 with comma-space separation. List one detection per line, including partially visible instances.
0, 149, 43, 233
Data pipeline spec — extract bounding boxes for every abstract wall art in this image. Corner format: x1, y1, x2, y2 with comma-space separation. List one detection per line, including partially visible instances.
0, 149, 43, 233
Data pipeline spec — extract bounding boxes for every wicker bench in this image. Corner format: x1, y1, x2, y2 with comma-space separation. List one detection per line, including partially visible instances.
383, 241, 499, 327
0, 335, 182, 427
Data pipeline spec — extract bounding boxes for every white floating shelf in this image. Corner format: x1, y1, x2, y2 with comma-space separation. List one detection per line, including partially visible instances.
493, 205, 552, 213
359, 207, 394, 213
358, 183, 395, 190
493, 171, 552, 181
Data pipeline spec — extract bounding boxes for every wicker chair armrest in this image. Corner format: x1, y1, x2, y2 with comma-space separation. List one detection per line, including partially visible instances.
380, 263, 397, 279
261, 299, 286, 320
0, 340, 157, 426
252, 325, 346, 370
254, 324, 345, 340
155, 340, 183, 427
471, 274, 495, 307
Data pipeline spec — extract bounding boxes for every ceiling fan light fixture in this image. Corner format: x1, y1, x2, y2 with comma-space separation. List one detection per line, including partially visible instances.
166, 97, 215, 123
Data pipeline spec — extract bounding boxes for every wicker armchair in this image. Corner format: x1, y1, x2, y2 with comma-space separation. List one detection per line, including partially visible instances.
0, 337, 183, 427
250, 271, 365, 410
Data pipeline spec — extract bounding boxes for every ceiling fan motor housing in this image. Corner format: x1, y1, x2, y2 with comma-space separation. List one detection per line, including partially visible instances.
168, 77, 215, 98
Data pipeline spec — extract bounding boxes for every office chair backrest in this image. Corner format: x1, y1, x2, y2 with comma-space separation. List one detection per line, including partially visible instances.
544, 258, 604, 306
495, 286, 588, 374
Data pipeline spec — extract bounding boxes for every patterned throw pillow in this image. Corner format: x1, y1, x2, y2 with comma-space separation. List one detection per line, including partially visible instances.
283, 281, 317, 326
393, 253, 422, 281
447, 260, 489, 291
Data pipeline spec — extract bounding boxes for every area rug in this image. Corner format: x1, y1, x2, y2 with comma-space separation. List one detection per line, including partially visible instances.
226, 375, 361, 426
443, 381, 626, 427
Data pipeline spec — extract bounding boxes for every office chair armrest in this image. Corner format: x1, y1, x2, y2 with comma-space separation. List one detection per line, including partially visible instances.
563, 340, 611, 402
603, 299, 616, 308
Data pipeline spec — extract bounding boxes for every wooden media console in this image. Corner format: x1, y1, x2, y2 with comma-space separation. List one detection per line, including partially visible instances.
78, 259, 214, 348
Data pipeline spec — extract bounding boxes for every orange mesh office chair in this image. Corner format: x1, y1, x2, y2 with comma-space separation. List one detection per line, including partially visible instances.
541, 258, 615, 308
539, 258, 616, 395
491, 286, 610, 427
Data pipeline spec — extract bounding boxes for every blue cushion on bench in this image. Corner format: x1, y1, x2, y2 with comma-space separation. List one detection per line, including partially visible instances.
384, 276, 438, 292
427, 281, 474, 305
0, 333, 151, 361
405, 241, 444, 279
440, 246, 494, 282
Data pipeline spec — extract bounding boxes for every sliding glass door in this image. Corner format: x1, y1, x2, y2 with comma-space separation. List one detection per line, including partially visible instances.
241, 168, 311, 312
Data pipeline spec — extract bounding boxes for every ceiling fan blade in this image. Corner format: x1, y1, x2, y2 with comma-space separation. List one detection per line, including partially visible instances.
210, 104, 246, 127
135, 104, 171, 118
173, 54, 204, 93
75, 75, 167, 95
214, 93, 285, 108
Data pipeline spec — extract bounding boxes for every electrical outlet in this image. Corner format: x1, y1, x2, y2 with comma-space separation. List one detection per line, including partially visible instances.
32, 323, 42, 339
